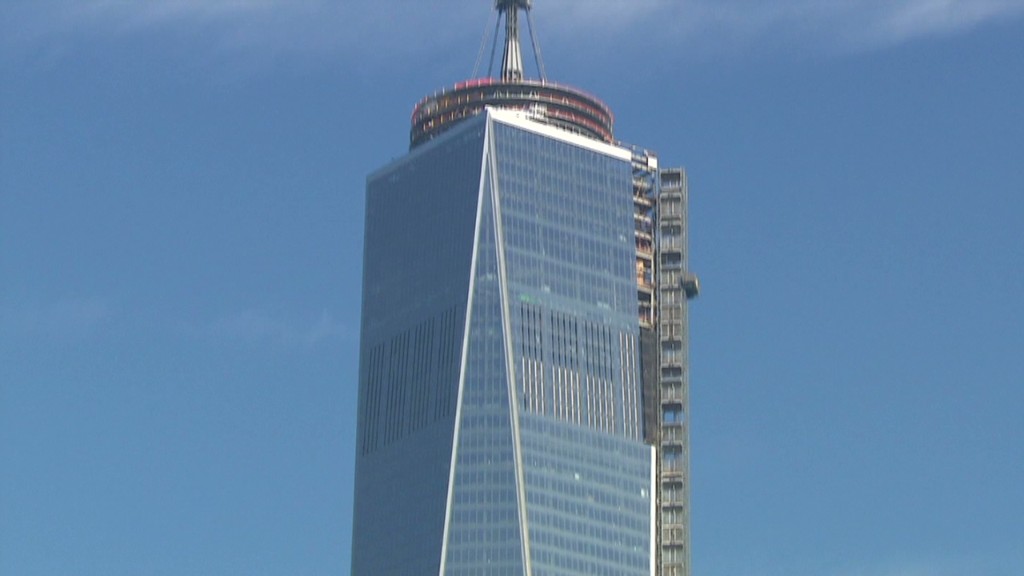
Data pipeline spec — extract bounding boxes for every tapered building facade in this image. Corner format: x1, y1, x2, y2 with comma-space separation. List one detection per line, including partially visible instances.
353, 2, 696, 575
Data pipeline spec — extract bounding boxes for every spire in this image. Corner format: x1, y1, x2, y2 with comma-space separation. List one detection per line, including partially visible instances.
496, 0, 531, 81
411, 0, 613, 148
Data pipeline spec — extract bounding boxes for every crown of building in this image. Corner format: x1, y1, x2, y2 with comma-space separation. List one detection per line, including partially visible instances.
409, 0, 614, 149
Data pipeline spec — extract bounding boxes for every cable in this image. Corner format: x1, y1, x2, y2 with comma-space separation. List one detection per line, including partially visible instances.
471, 10, 493, 78
526, 9, 546, 81
486, 13, 502, 78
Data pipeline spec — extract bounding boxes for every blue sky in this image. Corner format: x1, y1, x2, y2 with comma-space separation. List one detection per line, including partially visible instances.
2, 1, 1022, 575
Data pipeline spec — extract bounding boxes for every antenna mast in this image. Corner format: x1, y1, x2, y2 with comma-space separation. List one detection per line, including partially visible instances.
411, 0, 613, 148
496, 0, 530, 81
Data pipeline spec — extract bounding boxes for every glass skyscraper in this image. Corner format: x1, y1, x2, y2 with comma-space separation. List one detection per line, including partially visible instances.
353, 3, 696, 575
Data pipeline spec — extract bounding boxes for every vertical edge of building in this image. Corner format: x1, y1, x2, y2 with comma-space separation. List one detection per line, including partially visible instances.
352, 117, 488, 576
354, 1, 698, 573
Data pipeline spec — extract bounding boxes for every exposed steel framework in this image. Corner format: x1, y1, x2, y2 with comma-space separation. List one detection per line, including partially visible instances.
409, 0, 614, 149
411, 79, 614, 148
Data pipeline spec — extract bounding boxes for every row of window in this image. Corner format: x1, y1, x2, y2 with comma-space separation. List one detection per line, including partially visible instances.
515, 301, 644, 437
359, 307, 461, 455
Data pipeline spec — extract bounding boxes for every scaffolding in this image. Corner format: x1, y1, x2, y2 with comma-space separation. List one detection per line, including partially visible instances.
633, 153, 698, 576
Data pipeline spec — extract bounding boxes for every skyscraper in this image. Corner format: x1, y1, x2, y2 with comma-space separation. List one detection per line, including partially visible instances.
352, 2, 697, 574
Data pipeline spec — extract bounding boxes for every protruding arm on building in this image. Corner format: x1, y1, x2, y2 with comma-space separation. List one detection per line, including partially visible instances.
682, 273, 700, 299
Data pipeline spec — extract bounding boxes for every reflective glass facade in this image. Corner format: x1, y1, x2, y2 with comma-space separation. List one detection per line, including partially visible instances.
354, 110, 653, 576
353, 117, 486, 576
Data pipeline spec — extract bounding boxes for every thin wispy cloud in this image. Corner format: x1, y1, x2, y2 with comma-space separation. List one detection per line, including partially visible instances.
828, 554, 1020, 576
866, 0, 1024, 46
1, 0, 485, 68
4, 0, 1022, 65
0, 296, 113, 340
541, 0, 1024, 55
194, 308, 350, 349
0, 293, 347, 350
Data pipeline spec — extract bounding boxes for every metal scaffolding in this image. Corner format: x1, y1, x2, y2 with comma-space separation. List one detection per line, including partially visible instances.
655, 168, 698, 576
634, 154, 699, 576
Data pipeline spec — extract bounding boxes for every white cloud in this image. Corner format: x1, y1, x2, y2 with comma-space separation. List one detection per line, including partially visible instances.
2, 0, 1023, 65
2, 0, 487, 67
0, 293, 347, 349
197, 308, 349, 349
538, 0, 1024, 53
0, 296, 113, 339
865, 0, 1024, 46
826, 548, 1024, 576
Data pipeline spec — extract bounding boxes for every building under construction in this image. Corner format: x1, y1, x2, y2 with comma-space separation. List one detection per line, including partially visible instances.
353, 1, 698, 574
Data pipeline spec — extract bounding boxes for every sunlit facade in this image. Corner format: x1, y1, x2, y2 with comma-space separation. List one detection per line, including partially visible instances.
352, 109, 656, 575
